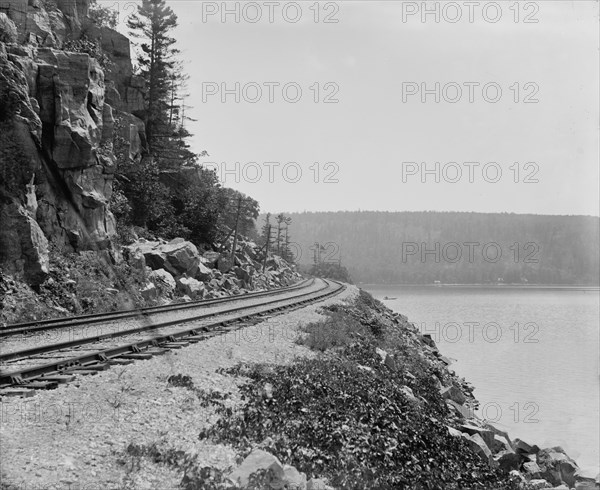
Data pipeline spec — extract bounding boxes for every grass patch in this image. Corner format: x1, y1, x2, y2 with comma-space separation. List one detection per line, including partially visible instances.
297, 310, 373, 351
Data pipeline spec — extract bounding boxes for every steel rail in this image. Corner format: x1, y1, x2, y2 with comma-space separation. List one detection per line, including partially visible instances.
0, 278, 328, 364
0, 279, 345, 389
0, 278, 313, 338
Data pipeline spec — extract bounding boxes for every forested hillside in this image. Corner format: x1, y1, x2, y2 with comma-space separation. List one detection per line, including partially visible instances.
281, 212, 600, 285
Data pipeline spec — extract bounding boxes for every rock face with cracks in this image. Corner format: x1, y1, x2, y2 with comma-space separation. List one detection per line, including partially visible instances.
0, 0, 145, 285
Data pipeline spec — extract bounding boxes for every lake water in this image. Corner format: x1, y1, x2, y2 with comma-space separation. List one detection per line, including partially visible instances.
364, 285, 600, 473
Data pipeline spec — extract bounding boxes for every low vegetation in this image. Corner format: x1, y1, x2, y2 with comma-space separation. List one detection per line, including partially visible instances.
190, 292, 521, 489
0, 247, 147, 324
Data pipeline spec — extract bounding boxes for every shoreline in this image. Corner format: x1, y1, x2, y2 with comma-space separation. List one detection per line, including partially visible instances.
361, 284, 600, 291
366, 285, 600, 474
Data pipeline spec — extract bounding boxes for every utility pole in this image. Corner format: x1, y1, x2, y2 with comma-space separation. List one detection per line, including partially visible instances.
283, 226, 288, 261
262, 224, 272, 272
230, 196, 242, 264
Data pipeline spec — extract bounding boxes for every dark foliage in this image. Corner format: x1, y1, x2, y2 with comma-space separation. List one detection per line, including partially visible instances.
203, 356, 519, 489
63, 37, 111, 69
200, 293, 521, 489
88, 0, 118, 28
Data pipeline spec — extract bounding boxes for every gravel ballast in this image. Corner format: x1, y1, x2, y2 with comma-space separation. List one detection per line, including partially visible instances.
0, 284, 358, 489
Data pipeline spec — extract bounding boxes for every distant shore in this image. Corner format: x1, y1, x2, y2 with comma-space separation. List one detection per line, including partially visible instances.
361, 283, 600, 291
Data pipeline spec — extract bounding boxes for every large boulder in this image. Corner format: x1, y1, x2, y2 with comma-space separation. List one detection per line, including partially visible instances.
196, 262, 214, 282
440, 384, 467, 405
514, 439, 540, 456
282, 464, 307, 489
537, 447, 579, 487
573, 467, 599, 488
492, 434, 513, 453
148, 269, 175, 296
458, 424, 495, 451
496, 451, 521, 472
461, 432, 493, 464
227, 449, 285, 488
158, 238, 201, 276
130, 239, 202, 278
176, 276, 205, 299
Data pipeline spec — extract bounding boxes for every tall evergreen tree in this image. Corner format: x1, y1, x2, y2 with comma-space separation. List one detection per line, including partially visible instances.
127, 0, 178, 157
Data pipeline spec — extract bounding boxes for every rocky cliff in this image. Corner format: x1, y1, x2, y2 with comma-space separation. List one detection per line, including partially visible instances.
0, 0, 144, 285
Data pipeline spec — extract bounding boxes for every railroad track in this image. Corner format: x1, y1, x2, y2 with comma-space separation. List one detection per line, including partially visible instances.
0, 278, 345, 395
0, 278, 313, 339
0, 278, 317, 361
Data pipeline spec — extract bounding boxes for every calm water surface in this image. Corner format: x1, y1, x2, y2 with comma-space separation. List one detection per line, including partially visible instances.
364, 285, 600, 472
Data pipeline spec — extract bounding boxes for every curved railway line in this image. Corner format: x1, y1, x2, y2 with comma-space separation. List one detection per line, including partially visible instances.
0, 277, 313, 338
0, 278, 345, 394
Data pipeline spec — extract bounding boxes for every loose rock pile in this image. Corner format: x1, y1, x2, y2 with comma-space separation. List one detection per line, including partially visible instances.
125, 237, 301, 301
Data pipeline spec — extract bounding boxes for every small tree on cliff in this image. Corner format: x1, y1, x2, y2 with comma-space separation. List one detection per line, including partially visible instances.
127, 0, 178, 157
88, 0, 118, 28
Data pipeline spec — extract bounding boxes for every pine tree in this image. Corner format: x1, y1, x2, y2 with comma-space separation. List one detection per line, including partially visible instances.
127, 0, 178, 157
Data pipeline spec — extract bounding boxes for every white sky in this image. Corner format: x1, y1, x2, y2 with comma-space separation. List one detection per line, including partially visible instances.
103, 0, 600, 216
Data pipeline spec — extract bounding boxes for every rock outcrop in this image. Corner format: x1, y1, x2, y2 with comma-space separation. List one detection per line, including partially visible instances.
125, 236, 301, 300
0, 0, 145, 285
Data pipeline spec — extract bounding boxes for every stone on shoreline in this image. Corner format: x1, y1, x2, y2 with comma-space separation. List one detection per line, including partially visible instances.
227, 449, 285, 488
496, 451, 521, 472
459, 423, 495, 450
226, 449, 310, 489
461, 432, 493, 464
440, 384, 467, 404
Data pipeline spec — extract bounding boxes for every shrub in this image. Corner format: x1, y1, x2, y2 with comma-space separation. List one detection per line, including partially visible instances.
63, 37, 111, 69
88, 0, 118, 28
204, 357, 520, 489
297, 310, 373, 351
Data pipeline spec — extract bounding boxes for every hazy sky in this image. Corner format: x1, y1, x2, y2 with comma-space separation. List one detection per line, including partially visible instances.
104, 0, 599, 216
